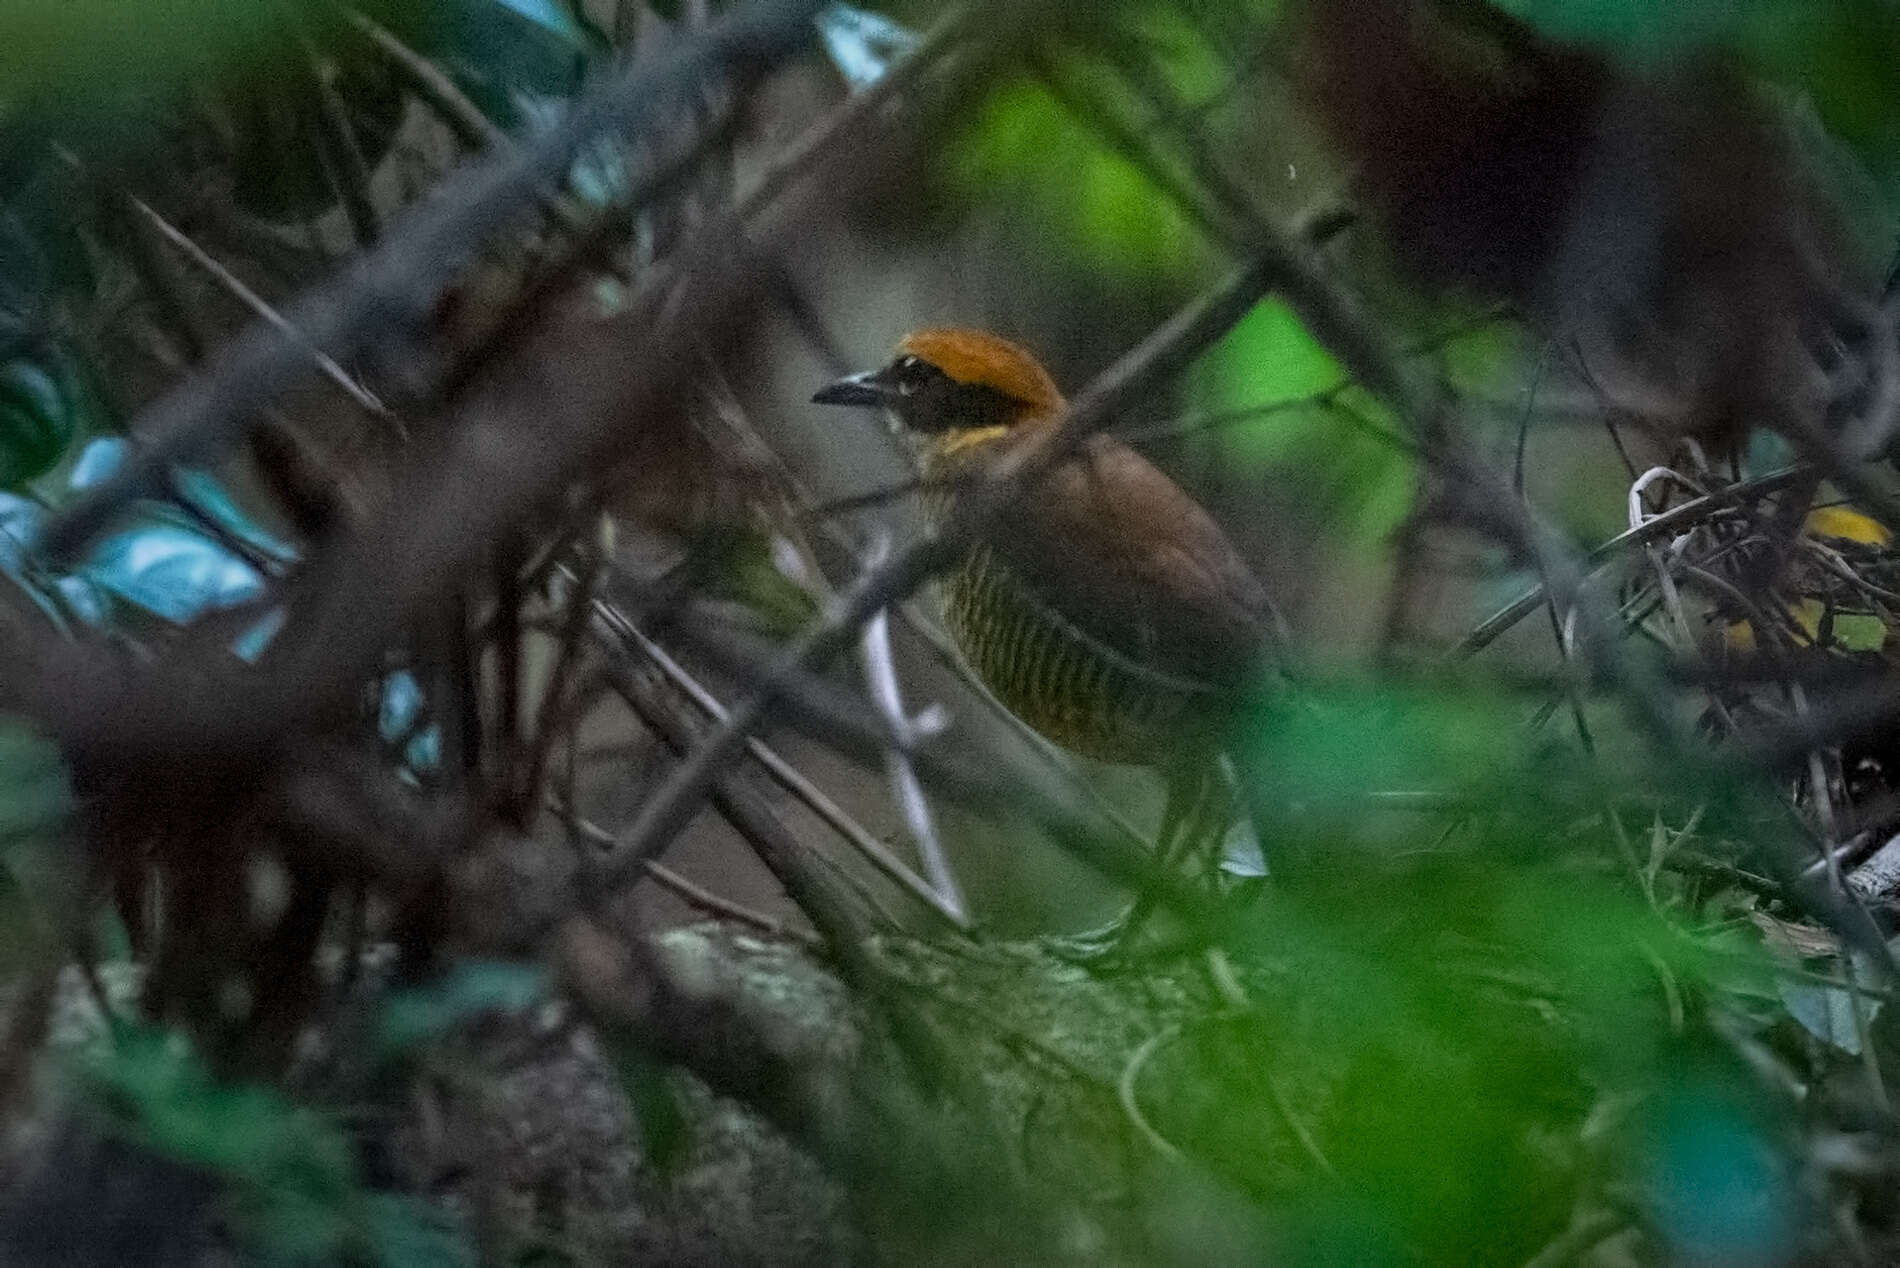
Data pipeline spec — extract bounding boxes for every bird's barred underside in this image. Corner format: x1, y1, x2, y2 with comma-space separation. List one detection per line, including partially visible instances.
943, 545, 1217, 765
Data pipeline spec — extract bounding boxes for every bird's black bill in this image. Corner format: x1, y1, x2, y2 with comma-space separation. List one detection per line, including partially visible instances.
812, 370, 889, 407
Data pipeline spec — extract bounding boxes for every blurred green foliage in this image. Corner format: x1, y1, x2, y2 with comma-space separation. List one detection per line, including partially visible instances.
1191, 301, 1417, 549
1499, 0, 1900, 198
949, 78, 1209, 282
1223, 680, 1823, 1262
81, 1025, 469, 1265
0, 359, 79, 490
374, 957, 547, 1061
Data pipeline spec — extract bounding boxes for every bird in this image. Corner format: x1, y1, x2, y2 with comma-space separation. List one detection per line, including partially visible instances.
813, 328, 1282, 952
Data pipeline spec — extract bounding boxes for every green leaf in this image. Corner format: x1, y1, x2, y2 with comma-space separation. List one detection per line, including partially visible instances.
0, 1, 421, 106
609, 1039, 691, 1173
491, 0, 591, 48
693, 528, 820, 638
0, 359, 74, 489
1491, 0, 1730, 58
359, 1195, 475, 1268
0, 718, 69, 845
80, 1026, 364, 1262
375, 958, 547, 1059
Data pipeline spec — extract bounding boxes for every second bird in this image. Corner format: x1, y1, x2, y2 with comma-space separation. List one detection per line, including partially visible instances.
814, 328, 1282, 946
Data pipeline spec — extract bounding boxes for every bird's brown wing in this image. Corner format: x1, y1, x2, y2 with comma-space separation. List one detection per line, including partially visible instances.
974, 434, 1281, 691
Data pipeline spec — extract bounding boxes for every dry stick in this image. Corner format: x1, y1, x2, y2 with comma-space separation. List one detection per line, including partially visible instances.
604, 656, 977, 1110
107, 191, 210, 365
1449, 464, 1812, 661
599, 253, 1290, 888
298, 29, 381, 249
123, 194, 390, 419
515, 545, 604, 823
340, 8, 512, 151
598, 602, 970, 930
737, 5, 976, 226
644, 858, 822, 947
564, 811, 820, 946
339, 5, 594, 240
705, 344, 966, 919
38, 0, 830, 563
608, 665, 871, 954
431, 3, 972, 416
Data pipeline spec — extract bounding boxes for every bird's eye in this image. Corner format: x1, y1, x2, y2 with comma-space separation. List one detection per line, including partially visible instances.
894, 354, 925, 395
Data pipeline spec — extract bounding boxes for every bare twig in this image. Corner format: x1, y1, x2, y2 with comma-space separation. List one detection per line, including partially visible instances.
123, 193, 390, 418
563, 810, 820, 946
597, 602, 970, 930
644, 857, 822, 947
1450, 465, 1811, 661
340, 7, 512, 152
1066, 44, 1899, 976
298, 30, 381, 248
516, 540, 605, 823
19, 0, 983, 762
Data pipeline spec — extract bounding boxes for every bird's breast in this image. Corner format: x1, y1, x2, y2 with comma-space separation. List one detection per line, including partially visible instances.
941, 545, 1212, 765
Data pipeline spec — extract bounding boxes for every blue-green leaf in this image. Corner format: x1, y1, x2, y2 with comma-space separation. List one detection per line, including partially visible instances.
375, 959, 547, 1059
67, 436, 125, 490
491, 0, 590, 47
816, 4, 919, 91
173, 468, 298, 568
82, 522, 265, 624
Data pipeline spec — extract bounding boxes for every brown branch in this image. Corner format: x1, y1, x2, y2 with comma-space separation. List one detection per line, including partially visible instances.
23, 0, 989, 764
600, 607, 971, 931
562, 810, 821, 946
299, 32, 381, 249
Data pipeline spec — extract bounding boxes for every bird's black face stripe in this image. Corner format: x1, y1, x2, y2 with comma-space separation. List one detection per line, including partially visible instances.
816, 356, 1033, 431
898, 370, 1028, 433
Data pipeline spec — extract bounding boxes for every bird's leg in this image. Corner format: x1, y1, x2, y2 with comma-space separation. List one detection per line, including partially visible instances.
1056, 764, 1218, 965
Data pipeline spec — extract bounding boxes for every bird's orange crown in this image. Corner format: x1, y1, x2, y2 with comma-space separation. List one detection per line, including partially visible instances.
897, 328, 1066, 416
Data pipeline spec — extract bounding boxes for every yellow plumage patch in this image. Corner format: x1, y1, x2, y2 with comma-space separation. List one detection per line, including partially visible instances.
1805, 506, 1890, 546
898, 328, 1066, 414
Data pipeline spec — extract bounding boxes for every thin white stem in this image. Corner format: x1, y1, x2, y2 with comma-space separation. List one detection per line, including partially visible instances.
126, 195, 391, 420
860, 534, 965, 920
